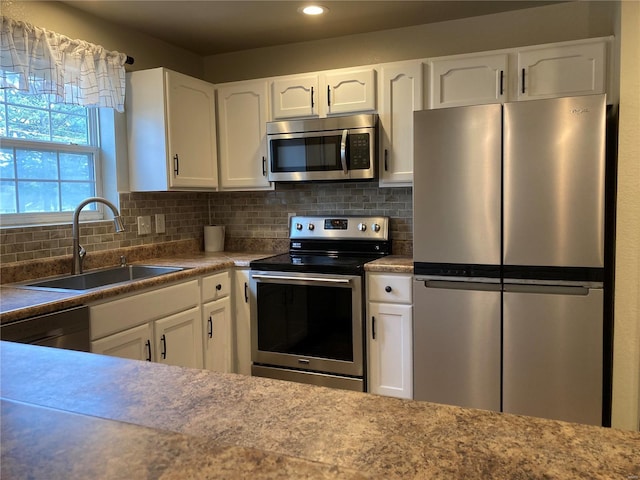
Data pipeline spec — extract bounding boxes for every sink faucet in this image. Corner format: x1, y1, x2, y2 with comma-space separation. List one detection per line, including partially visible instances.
72, 197, 125, 275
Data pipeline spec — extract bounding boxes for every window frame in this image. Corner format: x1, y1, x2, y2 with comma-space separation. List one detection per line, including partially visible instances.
0, 96, 105, 226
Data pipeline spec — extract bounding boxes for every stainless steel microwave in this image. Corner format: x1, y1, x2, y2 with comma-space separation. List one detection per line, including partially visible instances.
266, 114, 377, 182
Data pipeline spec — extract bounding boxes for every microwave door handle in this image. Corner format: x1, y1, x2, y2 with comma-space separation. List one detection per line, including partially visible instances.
340, 129, 348, 174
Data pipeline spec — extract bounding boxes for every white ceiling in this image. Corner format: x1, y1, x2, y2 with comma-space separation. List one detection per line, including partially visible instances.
62, 1, 562, 56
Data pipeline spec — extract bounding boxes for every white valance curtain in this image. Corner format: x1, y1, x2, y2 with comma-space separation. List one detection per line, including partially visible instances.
0, 16, 128, 112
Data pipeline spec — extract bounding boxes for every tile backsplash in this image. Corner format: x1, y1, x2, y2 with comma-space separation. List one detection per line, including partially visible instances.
0, 183, 412, 270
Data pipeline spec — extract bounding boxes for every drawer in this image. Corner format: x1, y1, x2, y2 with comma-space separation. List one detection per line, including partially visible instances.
368, 273, 412, 304
202, 270, 231, 302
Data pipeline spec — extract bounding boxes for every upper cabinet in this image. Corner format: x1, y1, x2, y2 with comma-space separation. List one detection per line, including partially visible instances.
216, 80, 273, 191
427, 37, 609, 108
378, 60, 423, 187
127, 68, 218, 191
429, 53, 508, 109
516, 39, 607, 101
271, 67, 376, 119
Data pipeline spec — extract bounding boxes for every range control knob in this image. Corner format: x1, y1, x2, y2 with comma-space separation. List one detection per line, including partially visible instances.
357, 223, 367, 232
308, 224, 315, 231
371, 223, 381, 232
296, 223, 303, 231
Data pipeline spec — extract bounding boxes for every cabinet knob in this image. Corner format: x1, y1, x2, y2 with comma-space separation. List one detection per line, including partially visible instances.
385, 286, 392, 293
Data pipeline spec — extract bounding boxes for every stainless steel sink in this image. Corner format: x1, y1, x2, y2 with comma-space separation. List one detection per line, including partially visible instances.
18, 265, 186, 292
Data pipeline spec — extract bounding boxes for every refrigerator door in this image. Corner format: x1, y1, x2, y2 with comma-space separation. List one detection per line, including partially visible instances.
503, 95, 606, 271
413, 104, 502, 267
413, 279, 501, 411
503, 284, 603, 425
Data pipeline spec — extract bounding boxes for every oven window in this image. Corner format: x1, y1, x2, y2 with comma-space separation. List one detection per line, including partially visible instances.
256, 282, 353, 361
270, 136, 342, 172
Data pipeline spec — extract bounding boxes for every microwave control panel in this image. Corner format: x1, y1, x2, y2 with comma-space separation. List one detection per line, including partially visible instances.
349, 133, 370, 170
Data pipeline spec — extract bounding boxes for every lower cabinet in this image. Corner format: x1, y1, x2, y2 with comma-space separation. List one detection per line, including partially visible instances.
234, 268, 252, 375
90, 279, 204, 369
367, 273, 413, 399
202, 296, 232, 372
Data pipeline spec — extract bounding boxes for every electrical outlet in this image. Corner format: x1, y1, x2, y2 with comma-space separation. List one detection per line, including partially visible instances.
155, 214, 166, 234
137, 216, 152, 235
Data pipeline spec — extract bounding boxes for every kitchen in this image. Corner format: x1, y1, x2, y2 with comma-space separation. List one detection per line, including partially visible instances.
0, 0, 639, 477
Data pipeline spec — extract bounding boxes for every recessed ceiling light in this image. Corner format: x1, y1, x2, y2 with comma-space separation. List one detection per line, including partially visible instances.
300, 5, 328, 16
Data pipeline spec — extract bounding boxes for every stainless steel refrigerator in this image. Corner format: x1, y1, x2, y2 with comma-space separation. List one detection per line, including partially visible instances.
412, 95, 607, 426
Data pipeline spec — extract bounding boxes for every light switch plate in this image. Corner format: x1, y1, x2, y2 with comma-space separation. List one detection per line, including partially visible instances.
137, 216, 151, 235
155, 214, 166, 234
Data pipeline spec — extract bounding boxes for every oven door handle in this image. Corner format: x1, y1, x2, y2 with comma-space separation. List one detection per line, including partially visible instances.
251, 274, 352, 285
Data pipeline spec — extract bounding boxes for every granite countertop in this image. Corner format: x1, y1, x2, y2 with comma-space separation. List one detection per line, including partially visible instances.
0, 252, 413, 324
1, 342, 638, 479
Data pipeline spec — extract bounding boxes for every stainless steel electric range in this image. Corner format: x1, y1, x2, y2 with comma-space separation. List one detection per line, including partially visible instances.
249, 215, 391, 391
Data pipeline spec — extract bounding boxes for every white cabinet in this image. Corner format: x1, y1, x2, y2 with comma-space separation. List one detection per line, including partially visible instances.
378, 61, 423, 187
427, 38, 609, 108
366, 273, 413, 399
271, 67, 376, 119
155, 307, 203, 368
516, 39, 607, 101
126, 68, 218, 191
201, 271, 233, 373
90, 280, 203, 369
216, 80, 273, 191
271, 75, 319, 118
429, 53, 508, 109
234, 269, 252, 375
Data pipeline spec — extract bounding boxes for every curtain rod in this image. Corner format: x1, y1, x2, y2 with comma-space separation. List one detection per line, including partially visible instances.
125, 56, 135, 65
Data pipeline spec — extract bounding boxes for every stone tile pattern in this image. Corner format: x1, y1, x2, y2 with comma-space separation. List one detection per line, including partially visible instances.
0, 184, 413, 267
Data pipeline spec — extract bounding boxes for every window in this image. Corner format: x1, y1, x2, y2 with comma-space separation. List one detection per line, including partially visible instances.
0, 87, 102, 225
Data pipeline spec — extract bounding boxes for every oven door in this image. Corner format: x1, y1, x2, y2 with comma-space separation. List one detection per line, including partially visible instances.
250, 270, 364, 378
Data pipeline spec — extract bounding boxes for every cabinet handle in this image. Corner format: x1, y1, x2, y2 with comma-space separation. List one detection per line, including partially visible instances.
160, 334, 167, 359
244, 282, 249, 303
262, 156, 267, 176
372, 316, 376, 340
208, 316, 213, 338
385, 285, 392, 293
173, 154, 179, 176
521, 68, 526, 94
145, 339, 152, 362
384, 149, 389, 171
499, 70, 504, 96
311, 86, 314, 109
327, 85, 331, 106
216, 284, 222, 291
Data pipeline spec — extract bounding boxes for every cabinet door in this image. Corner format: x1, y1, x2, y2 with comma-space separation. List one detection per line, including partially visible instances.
165, 70, 218, 189
368, 302, 413, 399
91, 323, 153, 361
379, 61, 422, 187
517, 40, 606, 101
154, 306, 203, 369
234, 269, 252, 375
217, 80, 273, 190
203, 297, 232, 373
272, 75, 319, 119
430, 54, 507, 108
323, 68, 376, 115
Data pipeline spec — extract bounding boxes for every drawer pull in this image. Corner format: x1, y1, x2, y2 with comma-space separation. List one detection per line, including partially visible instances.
385, 286, 392, 293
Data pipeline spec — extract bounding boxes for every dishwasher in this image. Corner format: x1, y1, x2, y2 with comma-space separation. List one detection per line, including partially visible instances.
0, 305, 90, 352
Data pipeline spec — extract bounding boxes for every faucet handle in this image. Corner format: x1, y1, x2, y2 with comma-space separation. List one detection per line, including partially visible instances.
78, 245, 86, 258
120, 255, 127, 267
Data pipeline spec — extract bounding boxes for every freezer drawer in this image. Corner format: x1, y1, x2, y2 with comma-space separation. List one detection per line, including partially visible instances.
413, 279, 501, 411
503, 285, 603, 425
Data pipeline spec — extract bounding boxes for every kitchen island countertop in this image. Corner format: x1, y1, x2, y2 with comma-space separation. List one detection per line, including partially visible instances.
1, 341, 638, 479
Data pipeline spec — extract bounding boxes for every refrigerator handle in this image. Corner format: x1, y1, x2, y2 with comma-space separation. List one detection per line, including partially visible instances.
503, 284, 593, 296
418, 279, 501, 292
